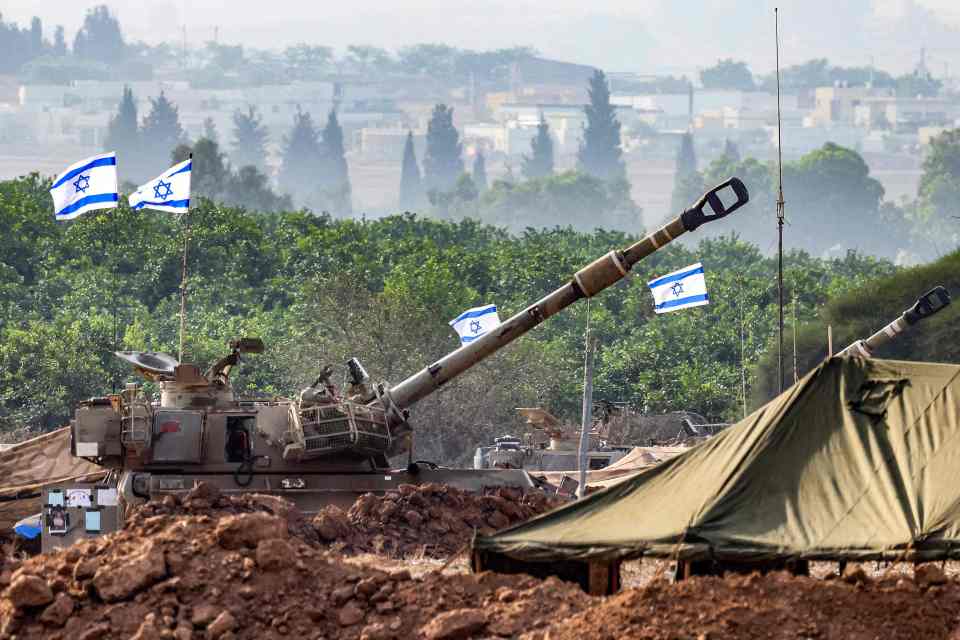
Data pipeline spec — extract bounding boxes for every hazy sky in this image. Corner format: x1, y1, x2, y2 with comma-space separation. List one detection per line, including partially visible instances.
4, 0, 960, 75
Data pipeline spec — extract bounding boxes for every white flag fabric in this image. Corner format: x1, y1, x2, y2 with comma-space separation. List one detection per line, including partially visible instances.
449, 304, 501, 344
647, 262, 710, 314
128, 158, 192, 214
50, 152, 119, 221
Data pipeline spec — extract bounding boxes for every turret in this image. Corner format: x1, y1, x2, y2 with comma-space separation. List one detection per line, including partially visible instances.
838, 286, 950, 358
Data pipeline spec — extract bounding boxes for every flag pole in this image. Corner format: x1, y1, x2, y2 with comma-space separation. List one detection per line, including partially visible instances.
577, 298, 595, 499
178, 213, 188, 363
178, 154, 192, 363
112, 207, 120, 392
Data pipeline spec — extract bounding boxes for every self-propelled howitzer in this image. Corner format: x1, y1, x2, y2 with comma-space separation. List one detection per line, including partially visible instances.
54, 179, 747, 552
837, 286, 951, 358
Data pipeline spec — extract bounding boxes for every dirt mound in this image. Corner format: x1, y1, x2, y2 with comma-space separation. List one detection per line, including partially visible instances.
526, 568, 960, 640
0, 485, 589, 639
313, 483, 563, 558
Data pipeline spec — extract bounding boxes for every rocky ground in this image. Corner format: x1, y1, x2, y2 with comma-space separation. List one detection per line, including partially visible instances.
2, 485, 960, 639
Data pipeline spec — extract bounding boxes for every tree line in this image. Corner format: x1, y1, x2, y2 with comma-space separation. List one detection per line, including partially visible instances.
669, 126, 960, 263
102, 68, 631, 228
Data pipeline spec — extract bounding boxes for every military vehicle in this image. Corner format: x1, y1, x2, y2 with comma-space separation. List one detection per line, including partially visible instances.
837, 286, 951, 358
34, 178, 749, 551
473, 407, 634, 472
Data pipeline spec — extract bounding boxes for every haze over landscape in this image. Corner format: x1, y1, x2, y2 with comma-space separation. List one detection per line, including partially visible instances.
3, 0, 960, 73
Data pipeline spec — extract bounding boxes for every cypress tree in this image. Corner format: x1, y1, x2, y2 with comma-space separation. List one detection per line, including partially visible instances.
577, 70, 625, 181
423, 104, 463, 193
29, 17, 43, 58
671, 133, 702, 213
473, 152, 488, 192
675, 133, 697, 181
279, 108, 322, 203
522, 115, 554, 180
140, 92, 184, 174
53, 26, 67, 56
319, 109, 352, 214
105, 87, 140, 180
399, 131, 423, 210
231, 105, 269, 171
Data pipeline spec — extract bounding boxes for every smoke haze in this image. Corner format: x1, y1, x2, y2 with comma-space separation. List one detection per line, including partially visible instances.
3, 0, 960, 74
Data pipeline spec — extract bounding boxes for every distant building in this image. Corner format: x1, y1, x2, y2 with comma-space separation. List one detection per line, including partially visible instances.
855, 96, 957, 131
357, 127, 425, 161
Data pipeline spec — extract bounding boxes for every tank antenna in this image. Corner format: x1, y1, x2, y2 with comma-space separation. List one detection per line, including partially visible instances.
775, 7, 786, 394
178, 154, 192, 363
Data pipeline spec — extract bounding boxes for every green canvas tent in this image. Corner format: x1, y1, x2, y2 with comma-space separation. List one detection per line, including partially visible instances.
474, 357, 960, 571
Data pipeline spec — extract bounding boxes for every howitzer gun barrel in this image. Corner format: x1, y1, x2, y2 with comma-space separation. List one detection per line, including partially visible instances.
385, 178, 749, 412
838, 286, 951, 358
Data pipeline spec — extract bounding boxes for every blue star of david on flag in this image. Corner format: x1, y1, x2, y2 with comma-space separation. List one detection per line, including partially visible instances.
129, 158, 192, 214
153, 179, 174, 200
72, 174, 90, 194
450, 304, 501, 344
647, 262, 710, 314
50, 152, 119, 221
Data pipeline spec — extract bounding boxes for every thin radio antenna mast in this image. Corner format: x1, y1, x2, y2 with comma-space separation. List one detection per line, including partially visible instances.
775, 7, 786, 394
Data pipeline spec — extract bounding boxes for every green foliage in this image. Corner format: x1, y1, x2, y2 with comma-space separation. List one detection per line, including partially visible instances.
399, 131, 423, 210
676, 143, 908, 259
752, 250, 957, 403
437, 171, 640, 233
423, 104, 464, 193
522, 116, 554, 181
0, 175, 899, 457
700, 59, 754, 91
578, 70, 626, 182
914, 128, 960, 253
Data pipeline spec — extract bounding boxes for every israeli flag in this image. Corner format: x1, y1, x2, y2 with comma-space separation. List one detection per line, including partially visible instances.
50, 152, 119, 221
648, 262, 709, 314
450, 304, 501, 344
128, 158, 192, 213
